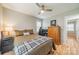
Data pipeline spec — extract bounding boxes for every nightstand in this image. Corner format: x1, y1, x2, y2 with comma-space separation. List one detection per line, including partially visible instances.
1, 37, 14, 54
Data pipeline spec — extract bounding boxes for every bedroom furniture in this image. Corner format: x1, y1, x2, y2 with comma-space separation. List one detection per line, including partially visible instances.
0, 31, 4, 52
1, 37, 14, 54
3, 34, 55, 55
38, 27, 42, 35
42, 29, 48, 36
14, 36, 52, 55
48, 26, 61, 45
15, 29, 33, 36
39, 27, 48, 36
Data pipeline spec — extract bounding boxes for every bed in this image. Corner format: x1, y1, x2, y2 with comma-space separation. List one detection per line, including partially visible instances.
13, 34, 53, 55
3, 29, 53, 55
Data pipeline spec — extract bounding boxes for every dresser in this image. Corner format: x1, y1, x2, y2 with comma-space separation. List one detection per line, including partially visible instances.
48, 26, 61, 45
1, 37, 14, 54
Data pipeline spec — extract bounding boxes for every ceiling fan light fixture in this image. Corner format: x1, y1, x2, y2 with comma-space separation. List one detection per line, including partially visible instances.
41, 10, 44, 13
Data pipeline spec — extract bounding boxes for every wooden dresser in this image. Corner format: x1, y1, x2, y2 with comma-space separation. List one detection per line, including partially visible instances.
48, 26, 61, 45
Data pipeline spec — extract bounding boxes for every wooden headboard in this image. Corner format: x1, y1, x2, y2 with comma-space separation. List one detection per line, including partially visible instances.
14, 29, 34, 36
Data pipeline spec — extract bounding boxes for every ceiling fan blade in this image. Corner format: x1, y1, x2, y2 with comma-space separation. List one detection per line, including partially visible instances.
36, 3, 53, 15
41, 5, 45, 10
36, 3, 41, 7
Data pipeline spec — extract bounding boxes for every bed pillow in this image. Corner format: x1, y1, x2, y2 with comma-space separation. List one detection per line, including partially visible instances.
23, 32, 30, 35
26, 29, 33, 34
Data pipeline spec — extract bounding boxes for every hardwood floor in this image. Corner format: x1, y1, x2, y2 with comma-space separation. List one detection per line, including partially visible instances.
53, 38, 79, 55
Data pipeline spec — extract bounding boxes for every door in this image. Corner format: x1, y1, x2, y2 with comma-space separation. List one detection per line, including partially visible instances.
76, 20, 79, 41
67, 20, 76, 40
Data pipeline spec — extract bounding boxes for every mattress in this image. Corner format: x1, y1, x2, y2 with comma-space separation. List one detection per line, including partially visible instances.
14, 36, 52, 55
3, 34, 53, 55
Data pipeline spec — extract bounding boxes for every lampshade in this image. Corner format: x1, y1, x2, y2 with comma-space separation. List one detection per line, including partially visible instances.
0, 26, 4, 39
4, 26, 13, 36
0, 25, 4, 32
5, 26, 13, 31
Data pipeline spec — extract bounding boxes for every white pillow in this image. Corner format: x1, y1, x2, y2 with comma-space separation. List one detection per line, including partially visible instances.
23, 32, 30, 35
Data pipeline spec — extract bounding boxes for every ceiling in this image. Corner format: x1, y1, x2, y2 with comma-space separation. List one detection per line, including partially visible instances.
1, 3, 79, 19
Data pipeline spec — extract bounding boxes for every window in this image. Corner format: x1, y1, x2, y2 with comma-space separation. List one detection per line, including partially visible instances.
36, 21, 42, 33
67, 23, 74, 31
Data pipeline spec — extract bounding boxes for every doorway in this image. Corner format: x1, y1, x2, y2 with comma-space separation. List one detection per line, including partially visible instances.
67, 20, 76, 40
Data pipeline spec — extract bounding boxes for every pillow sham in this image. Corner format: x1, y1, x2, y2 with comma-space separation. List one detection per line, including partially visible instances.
23, 32, 30, 35
26, 29, 33, 34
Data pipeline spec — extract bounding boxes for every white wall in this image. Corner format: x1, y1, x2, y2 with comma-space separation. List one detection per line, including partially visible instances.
3, 7, 41, 33
42, 19, 50, 29
0, 5, 3, 40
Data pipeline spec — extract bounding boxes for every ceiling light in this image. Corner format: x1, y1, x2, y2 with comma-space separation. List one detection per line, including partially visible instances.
41, 10, 44, 13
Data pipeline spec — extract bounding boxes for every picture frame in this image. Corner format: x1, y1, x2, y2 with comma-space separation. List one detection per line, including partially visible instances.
50, 20, 56, 26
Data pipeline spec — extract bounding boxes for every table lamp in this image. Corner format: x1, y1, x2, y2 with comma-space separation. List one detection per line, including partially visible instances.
4, 26, 13, 36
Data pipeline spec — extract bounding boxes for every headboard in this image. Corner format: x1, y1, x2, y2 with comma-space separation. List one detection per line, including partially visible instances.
14, 29, 34, 36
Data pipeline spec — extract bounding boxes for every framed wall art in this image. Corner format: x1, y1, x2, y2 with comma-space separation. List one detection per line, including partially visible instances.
50, 20, 56, 26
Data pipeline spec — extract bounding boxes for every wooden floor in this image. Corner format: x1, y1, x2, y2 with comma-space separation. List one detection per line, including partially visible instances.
52, 37, 79, 55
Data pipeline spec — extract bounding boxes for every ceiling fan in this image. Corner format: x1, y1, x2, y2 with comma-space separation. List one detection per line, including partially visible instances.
36, 3, 53, 14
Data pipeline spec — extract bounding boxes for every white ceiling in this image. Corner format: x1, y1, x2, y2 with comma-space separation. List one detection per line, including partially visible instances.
1, 3, 79, 19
